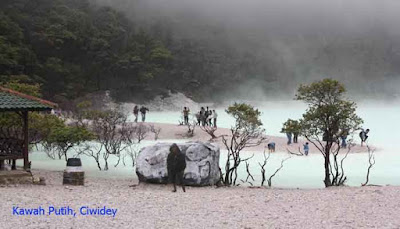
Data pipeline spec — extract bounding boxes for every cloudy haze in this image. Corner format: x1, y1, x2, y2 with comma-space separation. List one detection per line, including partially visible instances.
97, 0, 400, 100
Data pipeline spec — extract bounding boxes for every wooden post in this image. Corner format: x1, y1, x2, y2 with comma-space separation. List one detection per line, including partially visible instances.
23, 111, 29, 171
12, 159, 16, 170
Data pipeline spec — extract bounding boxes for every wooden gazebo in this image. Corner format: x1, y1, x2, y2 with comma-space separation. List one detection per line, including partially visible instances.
0, 86, 57, 171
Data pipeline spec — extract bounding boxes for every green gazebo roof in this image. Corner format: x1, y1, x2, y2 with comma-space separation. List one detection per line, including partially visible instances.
0, 87, 57, 112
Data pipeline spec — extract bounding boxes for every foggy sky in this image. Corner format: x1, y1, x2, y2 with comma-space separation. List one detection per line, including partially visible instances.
96, 0, 400, 99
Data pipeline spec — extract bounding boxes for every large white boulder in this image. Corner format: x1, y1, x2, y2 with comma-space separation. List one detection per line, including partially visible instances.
136, 141, 220, 186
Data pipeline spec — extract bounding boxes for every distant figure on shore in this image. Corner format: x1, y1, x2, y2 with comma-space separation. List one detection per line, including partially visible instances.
195, 112, 201, 125
167, 143, 186, 192
359, 129, 370, 146
304, 142, 309, 156
212, 110, 217, 128
340, 129, 349, 148
183, 107, 190, 125
140, 106, 149, 122
200, 107, 206, 126
293, 131, 299, 144
133, 105, 139, 123
286, 132, 292, 145
205, 107, 210, 126
267, 142, 276, 153
207, 110, 213, 126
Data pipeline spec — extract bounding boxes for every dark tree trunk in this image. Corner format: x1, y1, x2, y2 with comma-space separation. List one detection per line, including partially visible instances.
324, 144, 332, 187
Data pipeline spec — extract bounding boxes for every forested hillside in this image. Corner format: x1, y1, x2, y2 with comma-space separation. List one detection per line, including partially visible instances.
0, 0, 173, 106
0, 0, 272, 106
1, 0, 400, 107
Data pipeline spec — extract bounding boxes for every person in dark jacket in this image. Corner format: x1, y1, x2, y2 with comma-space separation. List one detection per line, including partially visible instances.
140, 106, 149, 122
133, 105, 139, 123
167, 143, 186, 192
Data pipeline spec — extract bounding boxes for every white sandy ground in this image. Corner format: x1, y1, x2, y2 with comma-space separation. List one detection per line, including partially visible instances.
139, 122, 372, 154
1, 169, 399, 229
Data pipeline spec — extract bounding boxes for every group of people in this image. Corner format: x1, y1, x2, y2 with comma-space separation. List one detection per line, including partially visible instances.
267, 141, 309, 156
133, 105, 149, 122
285, 132, 299, 145
183, 106, 218, 127
197, 107, 218, 127
339, 128, 370, 148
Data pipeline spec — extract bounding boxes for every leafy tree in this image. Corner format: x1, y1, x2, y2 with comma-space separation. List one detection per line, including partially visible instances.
281, 119, 301, 134
295, 79, 363, 187
221, 103, 266, 185
0, 81, 94, 161
44, 125, 94, 161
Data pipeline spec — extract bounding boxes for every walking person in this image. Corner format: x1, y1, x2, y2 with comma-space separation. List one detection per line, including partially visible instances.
133, 105, 139, 123
140, 106, 149, 122
212, 110, 218, 128
303, 142, 309, 156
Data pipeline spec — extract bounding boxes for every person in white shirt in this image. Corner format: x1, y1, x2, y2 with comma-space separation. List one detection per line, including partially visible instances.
212, 110, 218, 128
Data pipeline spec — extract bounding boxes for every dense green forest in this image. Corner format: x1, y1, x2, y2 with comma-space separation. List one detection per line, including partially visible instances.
0, 0, 175, 106
0, 0, 270, 106
1, 0, 400, 107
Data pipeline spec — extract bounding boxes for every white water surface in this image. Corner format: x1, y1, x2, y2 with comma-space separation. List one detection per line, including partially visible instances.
25, 100, 400, 188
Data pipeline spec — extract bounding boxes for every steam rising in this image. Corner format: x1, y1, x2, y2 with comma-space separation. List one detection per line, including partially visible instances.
96, 0, 400, 100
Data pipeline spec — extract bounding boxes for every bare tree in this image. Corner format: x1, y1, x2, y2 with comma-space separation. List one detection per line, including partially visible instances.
259, 149, 271, 186
221, 124, 264, 185
245, 161, 255, 182
287, 147, 304, 156
149, 124, 161, 140
221, 103, 266, 186
134, 124, 148, 143
186, 120, 196, 137
43, 146, 56, 160
126, 144, 140, 167
91, 109, 129, 170
120, 123, 140, 167
200, 125, 218, 140
77, 144, 103, 171
362, 145, 376, 186
267, 156, 291, 187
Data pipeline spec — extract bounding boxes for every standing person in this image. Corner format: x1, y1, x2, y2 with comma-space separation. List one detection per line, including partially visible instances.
200, 107, 206, 126
304, 142, 309, 156
140, 106, 149, 122
286, 132, 292, 145
195, 112, 201, 125
207, 110, 213, 126
205, 107, 210, 126
359, 129, 370, 146
167, 143, 186, 192
340, 129, 349, 148
293, 131, 299, 144
212, 110, 218, 128
183, 107, 190, 125
292, 120, 300, 143
133, 105, 139, 123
